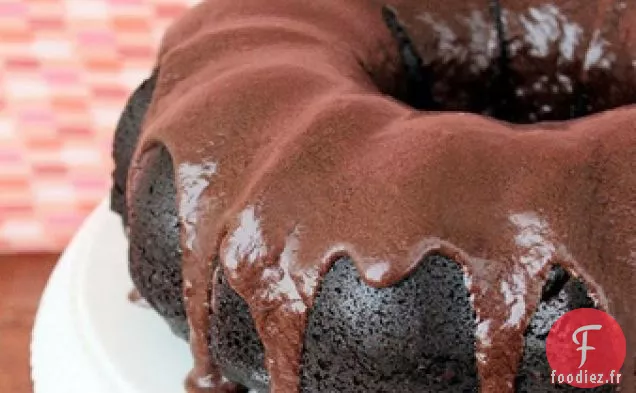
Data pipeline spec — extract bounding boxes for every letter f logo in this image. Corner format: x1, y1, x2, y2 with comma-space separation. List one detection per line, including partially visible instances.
572, 324, 602, 368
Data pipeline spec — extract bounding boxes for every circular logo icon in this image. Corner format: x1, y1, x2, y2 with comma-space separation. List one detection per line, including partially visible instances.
546, 308, 626, 388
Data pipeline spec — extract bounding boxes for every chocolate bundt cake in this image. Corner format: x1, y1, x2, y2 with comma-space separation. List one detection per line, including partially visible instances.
111, 0, 635, 392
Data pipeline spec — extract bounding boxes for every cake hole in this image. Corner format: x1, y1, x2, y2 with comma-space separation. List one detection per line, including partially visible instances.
382, 5, 636, 125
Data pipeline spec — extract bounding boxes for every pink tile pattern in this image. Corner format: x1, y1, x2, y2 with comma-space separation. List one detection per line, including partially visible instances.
0, 0, 197, 252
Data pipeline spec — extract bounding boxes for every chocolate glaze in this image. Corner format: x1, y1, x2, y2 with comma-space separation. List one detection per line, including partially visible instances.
125, 0, 635, 392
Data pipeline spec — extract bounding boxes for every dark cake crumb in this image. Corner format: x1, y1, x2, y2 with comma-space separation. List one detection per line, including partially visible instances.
516, 266, 616, 392
300, 256, 478, 392
111, 70, 157, 224
128, 144, 188, 339
210, 266, 269, 392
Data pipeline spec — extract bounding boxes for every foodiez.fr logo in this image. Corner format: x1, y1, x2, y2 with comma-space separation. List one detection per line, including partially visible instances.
546, 308, 626, 388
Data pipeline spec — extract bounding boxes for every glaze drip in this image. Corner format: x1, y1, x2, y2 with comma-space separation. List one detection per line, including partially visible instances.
127, 0, 636, 392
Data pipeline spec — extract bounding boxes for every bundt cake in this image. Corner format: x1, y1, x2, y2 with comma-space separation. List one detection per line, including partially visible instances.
110, 0, 635, 392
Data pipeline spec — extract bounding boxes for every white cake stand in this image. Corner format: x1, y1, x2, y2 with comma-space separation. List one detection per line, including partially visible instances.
31, 197, 193, 393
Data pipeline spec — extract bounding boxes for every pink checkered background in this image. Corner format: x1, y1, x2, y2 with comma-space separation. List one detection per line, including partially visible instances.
0, 0, 197, 253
